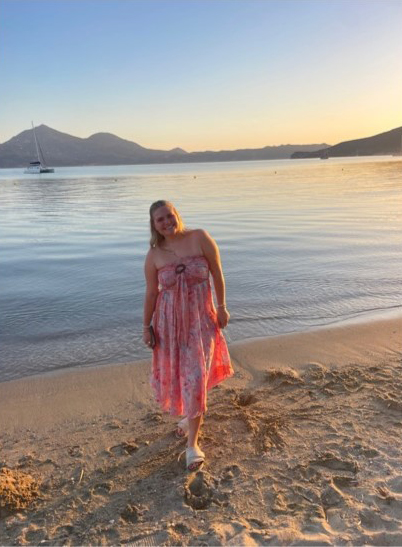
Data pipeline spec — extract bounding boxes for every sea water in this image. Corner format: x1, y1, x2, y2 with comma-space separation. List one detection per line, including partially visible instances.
1, 157, 401, 381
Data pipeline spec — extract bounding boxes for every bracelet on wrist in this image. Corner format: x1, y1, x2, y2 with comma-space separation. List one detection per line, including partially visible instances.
143, 325, 151, 330
217, 304, 227, 309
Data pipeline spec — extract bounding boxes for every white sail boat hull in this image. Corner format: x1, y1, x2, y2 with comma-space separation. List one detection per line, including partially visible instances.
24, 162, 54, 174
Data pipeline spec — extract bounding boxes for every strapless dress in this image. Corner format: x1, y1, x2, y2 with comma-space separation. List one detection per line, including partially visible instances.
151, 255, 233, 418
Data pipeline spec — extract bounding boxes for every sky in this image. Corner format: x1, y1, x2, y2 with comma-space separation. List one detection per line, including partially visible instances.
1, 0, 402, 151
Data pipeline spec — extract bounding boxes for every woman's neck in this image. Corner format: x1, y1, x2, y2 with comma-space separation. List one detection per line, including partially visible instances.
163, 231, 184, 246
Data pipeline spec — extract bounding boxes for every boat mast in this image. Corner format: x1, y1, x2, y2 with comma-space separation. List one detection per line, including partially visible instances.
31, 121, 41, 163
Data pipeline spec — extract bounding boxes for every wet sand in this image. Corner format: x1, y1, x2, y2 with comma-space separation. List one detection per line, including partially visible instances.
1, 316, 402, 545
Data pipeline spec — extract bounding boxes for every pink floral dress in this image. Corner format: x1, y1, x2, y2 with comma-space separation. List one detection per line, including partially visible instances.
151, 255, 233, 418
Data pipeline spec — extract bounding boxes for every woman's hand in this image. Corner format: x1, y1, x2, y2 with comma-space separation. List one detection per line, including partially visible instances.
217, 307, 230, 329
143, 329, 153, 348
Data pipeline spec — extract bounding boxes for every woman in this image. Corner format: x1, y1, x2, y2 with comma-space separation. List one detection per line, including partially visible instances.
143, 200, 233, 471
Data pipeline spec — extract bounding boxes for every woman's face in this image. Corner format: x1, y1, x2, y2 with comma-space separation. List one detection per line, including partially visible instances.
152, 205, 179, 238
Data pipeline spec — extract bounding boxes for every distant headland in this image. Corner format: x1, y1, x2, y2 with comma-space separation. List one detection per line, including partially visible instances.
291, 126, 402, 159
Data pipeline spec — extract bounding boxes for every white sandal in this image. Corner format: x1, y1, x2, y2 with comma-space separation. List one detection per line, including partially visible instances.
185, 446, 205, 471
175, 417, 189, 439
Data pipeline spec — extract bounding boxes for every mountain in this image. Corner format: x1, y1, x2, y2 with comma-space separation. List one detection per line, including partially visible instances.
0, 125, 188, 168
0, 125, 327, 168
291, 126, 402, 159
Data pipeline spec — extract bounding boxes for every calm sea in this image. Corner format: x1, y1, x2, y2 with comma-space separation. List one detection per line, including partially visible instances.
1, 157, 401, 382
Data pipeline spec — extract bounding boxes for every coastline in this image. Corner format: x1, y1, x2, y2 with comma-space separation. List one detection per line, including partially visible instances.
1, 315, 402, 545
0, 314, 401, 432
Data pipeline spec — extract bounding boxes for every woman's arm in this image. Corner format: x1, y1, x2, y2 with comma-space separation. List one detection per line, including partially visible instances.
143, 250, 159, 345
199, 230, 230, 328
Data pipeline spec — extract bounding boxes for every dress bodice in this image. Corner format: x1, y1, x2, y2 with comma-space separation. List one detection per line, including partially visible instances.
156, 255, 210, 345
158, 255, 209, 290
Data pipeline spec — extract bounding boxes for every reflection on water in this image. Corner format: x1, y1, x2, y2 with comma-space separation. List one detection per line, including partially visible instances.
1, 157, 401, 381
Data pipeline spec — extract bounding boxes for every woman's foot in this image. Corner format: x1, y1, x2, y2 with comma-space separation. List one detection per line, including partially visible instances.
186, 446, 205, 471
175, 417, 189, 438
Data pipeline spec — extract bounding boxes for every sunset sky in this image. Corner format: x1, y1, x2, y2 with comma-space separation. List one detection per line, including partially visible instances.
1, 0, 401, 151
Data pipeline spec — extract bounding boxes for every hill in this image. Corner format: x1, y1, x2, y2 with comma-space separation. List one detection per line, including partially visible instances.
0, 125, 327, 168
291, 126, 402, 159
0, 126, 186, 168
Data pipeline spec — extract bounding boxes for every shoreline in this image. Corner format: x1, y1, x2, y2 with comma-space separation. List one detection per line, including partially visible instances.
1, 314, 402, 545
1, 314, 400, 433
2, 154, 401, 173
1, 305, 401, 388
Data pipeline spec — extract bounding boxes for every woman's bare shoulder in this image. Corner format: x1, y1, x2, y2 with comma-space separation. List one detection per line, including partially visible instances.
189, 228, 211, 241
145, 247, 158, 267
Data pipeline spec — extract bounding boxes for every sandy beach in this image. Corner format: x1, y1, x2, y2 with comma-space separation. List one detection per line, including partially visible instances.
1, 316, 402, 546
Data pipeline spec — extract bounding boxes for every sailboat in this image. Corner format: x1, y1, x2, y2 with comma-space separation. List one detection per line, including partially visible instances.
24, 123, 55, 174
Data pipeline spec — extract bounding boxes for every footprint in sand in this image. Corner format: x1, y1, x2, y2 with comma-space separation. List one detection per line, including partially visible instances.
143, 411, 163, 424
109, 441, 139, 456
333, 475, 359, 488
184, 471, 229, 510
120, 504, 142, 523
263, 368, 302, 387
234, 390, 258, 407
92, 481, 112, 496
320, 482, 345, 508
310, 452, 359, 473
184, 471, 214, 510
17, 454, 36, 467
221, 464, 242, 484
172, 522, 192, 534
68, 445, 84, 458
359, 508, 400, 531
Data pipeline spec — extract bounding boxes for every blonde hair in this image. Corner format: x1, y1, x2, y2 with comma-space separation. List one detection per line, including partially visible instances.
149, 200, 185, 248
